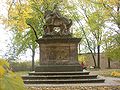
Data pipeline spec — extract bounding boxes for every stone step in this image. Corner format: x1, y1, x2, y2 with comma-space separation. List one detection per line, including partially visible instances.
22, 75, 97, 80
35, 65, 83, 72
23, 79, 105, 84
29, 71, 90, 76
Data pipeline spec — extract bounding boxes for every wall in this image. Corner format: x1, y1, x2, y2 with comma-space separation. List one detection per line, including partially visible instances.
79, 53, 120, 69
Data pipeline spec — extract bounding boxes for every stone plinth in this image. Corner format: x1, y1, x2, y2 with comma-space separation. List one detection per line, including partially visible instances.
36, 37, 82, 72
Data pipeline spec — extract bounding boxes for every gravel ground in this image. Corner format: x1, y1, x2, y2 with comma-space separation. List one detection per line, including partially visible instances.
27, 85, 120, 90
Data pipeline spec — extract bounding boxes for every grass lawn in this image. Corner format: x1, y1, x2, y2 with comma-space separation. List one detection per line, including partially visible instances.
14, 69, 120, 78
89, 69, 120, 78
15, 71, 29, 76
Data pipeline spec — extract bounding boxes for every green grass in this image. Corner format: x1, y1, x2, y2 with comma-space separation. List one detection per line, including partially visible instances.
14, 69, 120, 78
15, 71, 29, 76
89, 69, 120, 78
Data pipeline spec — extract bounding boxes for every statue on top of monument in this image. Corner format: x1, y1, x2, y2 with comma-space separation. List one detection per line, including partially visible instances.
43, 5, 72, 36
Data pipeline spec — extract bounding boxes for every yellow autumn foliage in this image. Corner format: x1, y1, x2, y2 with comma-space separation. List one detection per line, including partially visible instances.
0, 59, 9, 77
97, 0, 105, 3
0, 59, 9, 68
0, 59, 26, 90
78, 55, 87, 63
97, 0, 119, 5
5, 1, 33, 31
0, 66, 5, 77
111, 71, 120, 77
109, 0, 119, 5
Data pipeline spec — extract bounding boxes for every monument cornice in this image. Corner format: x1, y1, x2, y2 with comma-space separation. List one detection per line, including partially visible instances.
36, 37, 81, 44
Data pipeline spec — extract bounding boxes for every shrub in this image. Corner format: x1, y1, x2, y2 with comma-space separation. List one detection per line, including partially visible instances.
0, 58, 26, 90
10, 61, 31, 71
10, 60, 39, 71
78, 55, 87, 63
111, 71, 120, 77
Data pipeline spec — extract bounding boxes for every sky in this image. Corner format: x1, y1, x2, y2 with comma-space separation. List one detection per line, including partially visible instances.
0, 24, 39, 61
0, 25, 10, 57
0, 0, 9, 58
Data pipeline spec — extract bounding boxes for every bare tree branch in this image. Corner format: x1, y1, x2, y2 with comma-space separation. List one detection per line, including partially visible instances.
27, 23, 38, 40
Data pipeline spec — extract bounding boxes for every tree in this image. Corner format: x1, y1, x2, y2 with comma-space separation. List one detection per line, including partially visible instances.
66, 0, 97, 67
1, 0, 72, 70
2, 0, 120, 70
70, 0, 120, 68
13, 30, 38, 71
1, 0, 44, 70
95, 0, 120, 67
70, 0, 107, 68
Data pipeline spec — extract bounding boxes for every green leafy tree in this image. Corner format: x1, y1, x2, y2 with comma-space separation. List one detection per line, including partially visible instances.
1, 0, 73, 71
95, 0, 120, 67
70, 0, 106, 68
69, 0, 120, 68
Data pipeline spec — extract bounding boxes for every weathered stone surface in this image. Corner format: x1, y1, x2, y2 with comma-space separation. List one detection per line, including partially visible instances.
36, 38, 81, 65
43, 5, 72, 36
35, 65, 83, 72
40, 43, 77, 65
35, 37, 82, 72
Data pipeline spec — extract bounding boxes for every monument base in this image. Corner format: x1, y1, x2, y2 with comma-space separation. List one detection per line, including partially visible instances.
35, 65, 83, 72
36, 37, 82, 72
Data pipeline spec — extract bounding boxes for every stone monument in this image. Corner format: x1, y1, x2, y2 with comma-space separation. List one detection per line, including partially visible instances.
22, 6, 105, 84
35, 6, 82, 72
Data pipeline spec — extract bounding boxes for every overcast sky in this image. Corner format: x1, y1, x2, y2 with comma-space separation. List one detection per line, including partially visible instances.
0, 24, 39, 61
0, 0, 8, 58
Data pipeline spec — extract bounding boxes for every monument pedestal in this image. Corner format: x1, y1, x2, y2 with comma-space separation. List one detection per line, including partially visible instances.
36, 37, 82, 72
22, 8, 105, 84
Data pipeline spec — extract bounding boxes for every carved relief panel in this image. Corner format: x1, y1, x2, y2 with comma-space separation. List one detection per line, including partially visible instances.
40, 44, 77, 65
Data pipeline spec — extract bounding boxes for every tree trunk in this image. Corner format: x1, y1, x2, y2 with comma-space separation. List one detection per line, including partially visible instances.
78, 24, 97, 67
92, 52, 97, 68
108, 57, 111, 69
31, 50, 35, 71
97, 45, 100, 68
78, 43, 80, 54
84, 36, 97, 67
82, 31, 97, 67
